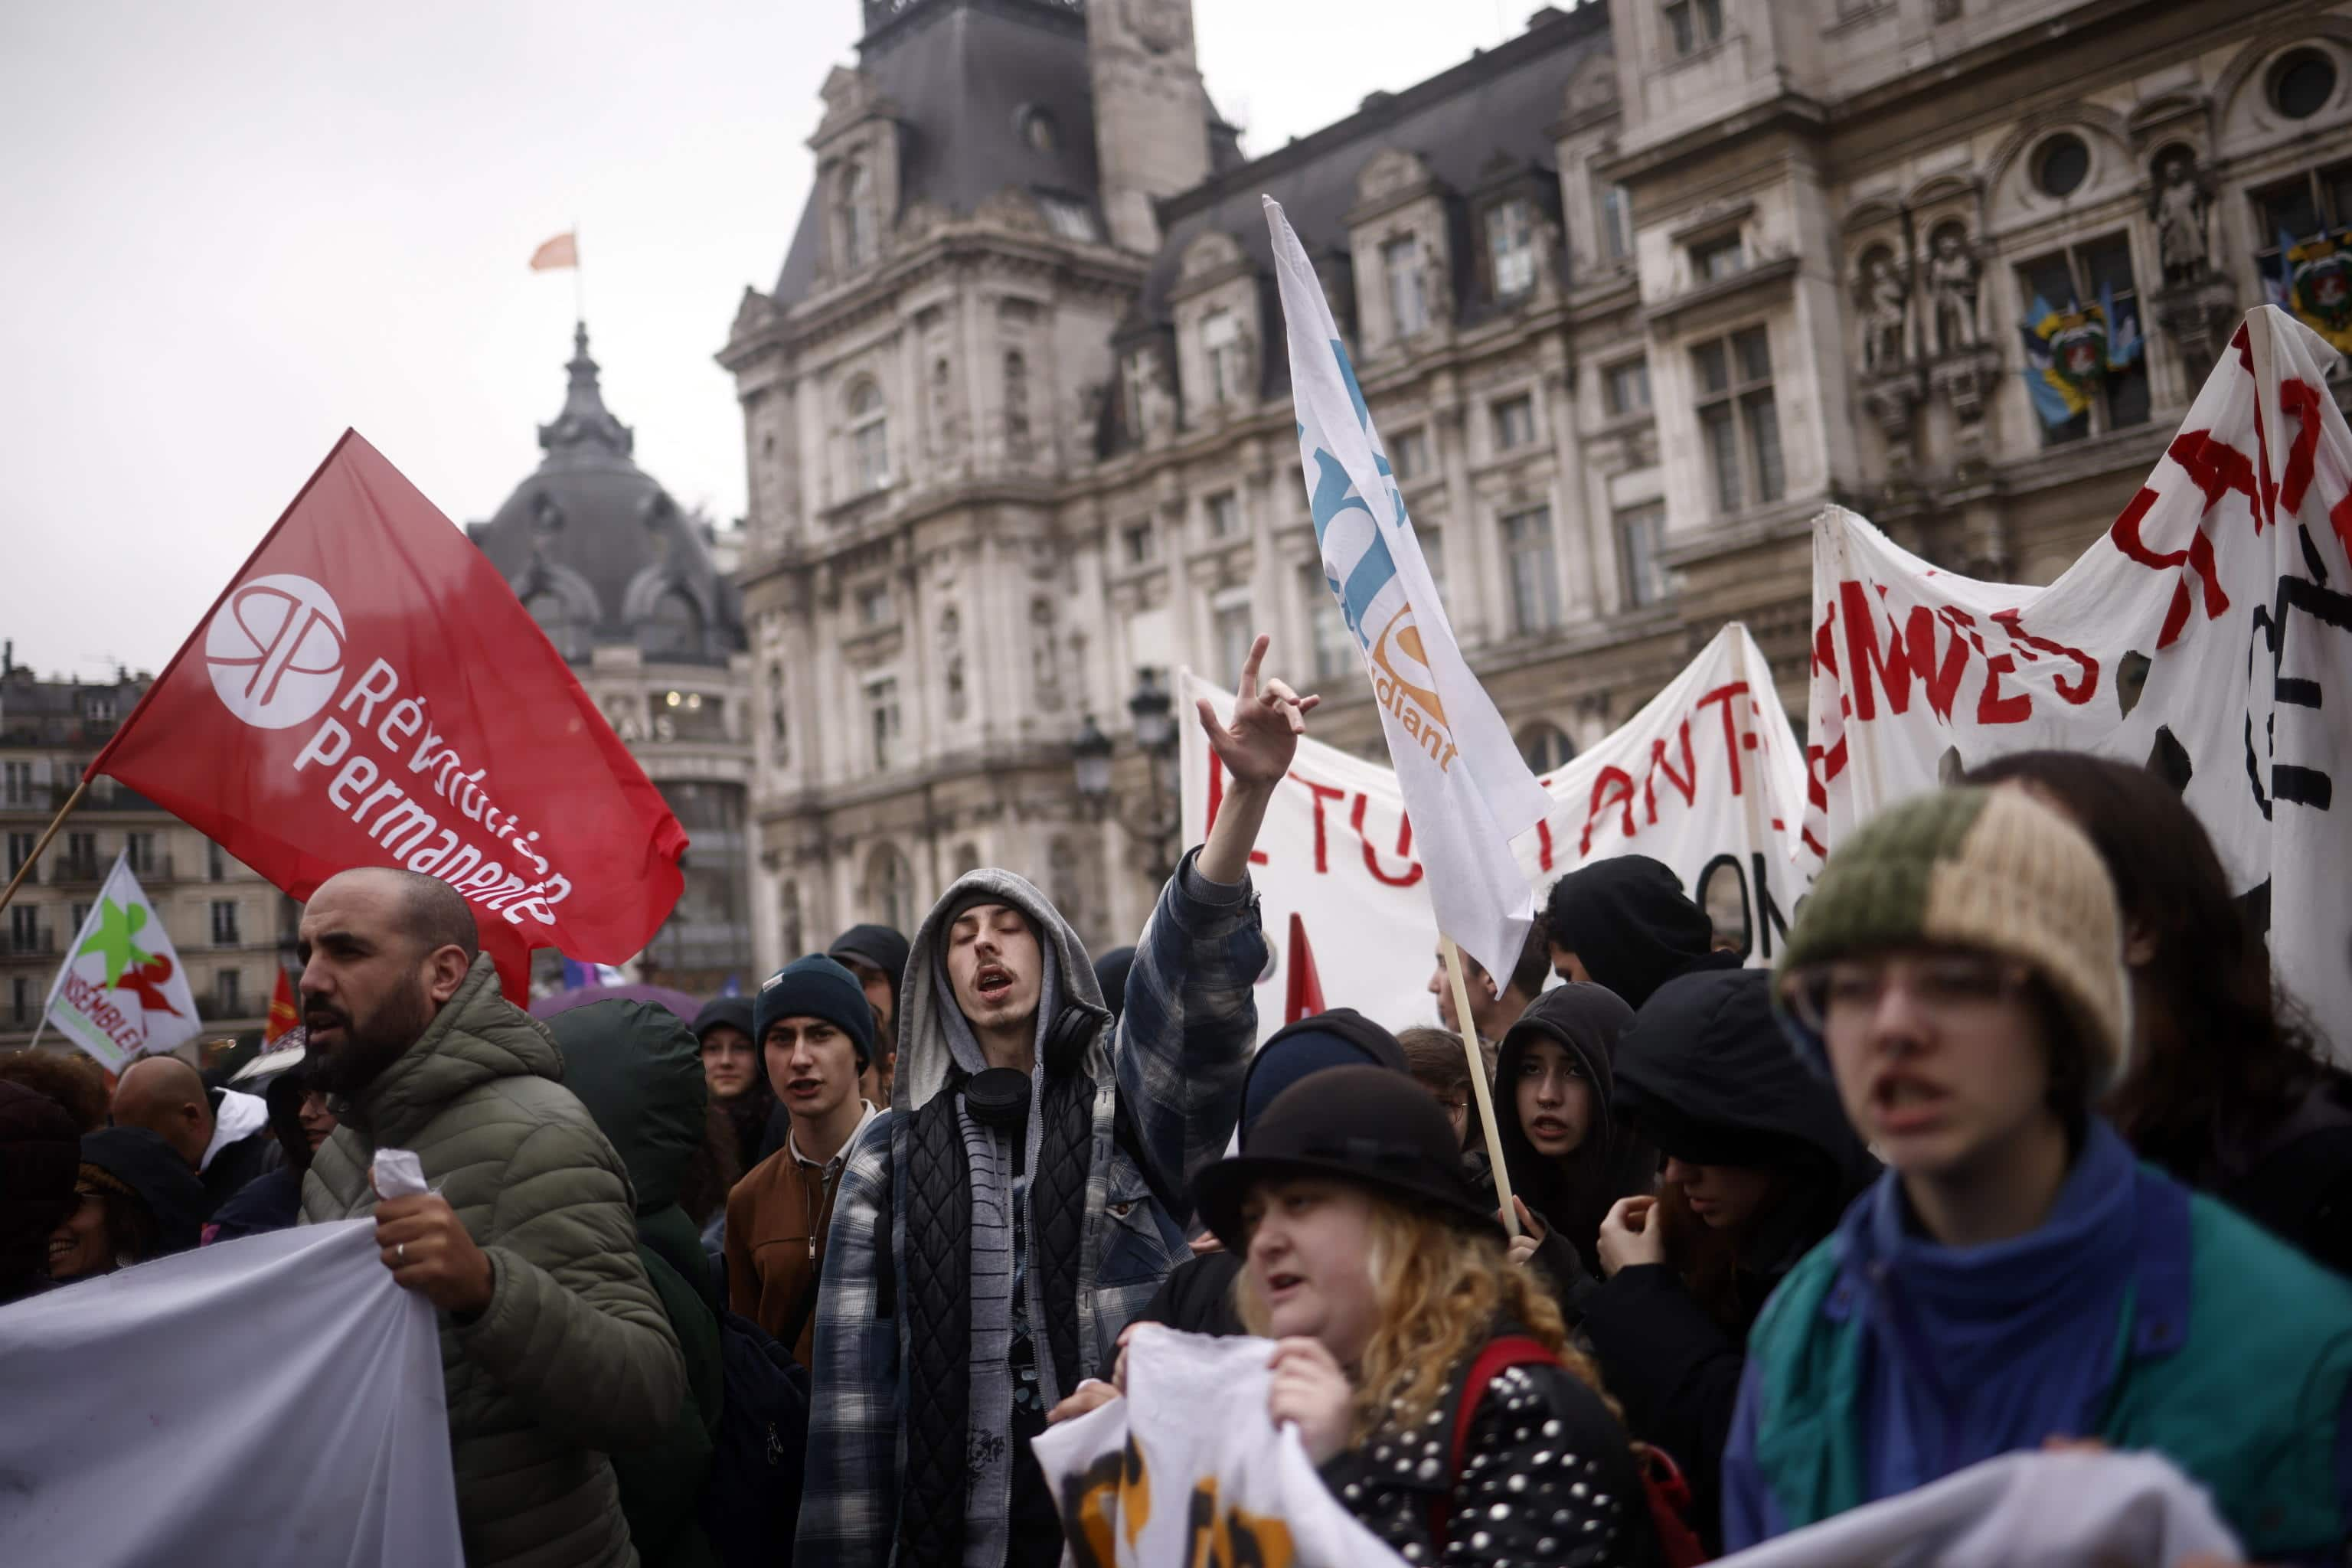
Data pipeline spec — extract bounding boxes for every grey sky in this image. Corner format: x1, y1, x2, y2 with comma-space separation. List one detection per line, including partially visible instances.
0, 0, 1521, 681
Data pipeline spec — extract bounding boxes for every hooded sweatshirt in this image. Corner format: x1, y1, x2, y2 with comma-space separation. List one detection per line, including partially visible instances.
1542, 854, 1742, 1011
1493, 983, 1656, 1292
79, 1125, 211, 1261
198, 1086, 276, 1207
799, 851, 1263, 1568
1576, 969, 1878, 1555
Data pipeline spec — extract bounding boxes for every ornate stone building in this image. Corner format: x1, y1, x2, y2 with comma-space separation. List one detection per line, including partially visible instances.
723, 0, 2352, 964
471, 326, 756, 991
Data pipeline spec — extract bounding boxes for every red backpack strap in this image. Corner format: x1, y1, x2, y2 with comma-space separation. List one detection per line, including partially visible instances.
1424, 1335, 1561, 1550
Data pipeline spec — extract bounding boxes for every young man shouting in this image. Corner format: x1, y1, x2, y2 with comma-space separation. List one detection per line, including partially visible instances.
798, 637, 1315, 1568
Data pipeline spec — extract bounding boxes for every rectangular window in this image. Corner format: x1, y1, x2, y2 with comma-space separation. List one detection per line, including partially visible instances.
8, 907, 36, 952
1203, 309, 1243, 404
855, 582, 893, 628
126, 831, 155, 874
1206, 491, 1241, 539
2014, 234, 2150, 447
65, 831, 96, 877
1492, 394, 1538, 452
1488, 199, 1537, 298
211, 899, 240, 947
1305, 567, 1356, 681
1602, 357, 1652, 417
1664, 0, 1723, 57
851, 413, 889, 492
1601, 184, 1633, 263
3, 762, 33, 805
1040, 194, 1097, 243
866, 678, 902, 773
1617, 501, 1668, 607
217, 968, 242, 1015
2249, 162, 2352, 263
1420, 528, 1448, 606
1390, 427, 1430, 481
1121, 521, 1155, 567
69, 904, 87, 936
1213, 593, 1256, 684
207, 841, 227, 881
5, 831, 31, 876
1383, 235, 1429, 336
1502, 508, 1562, 635
11, 976, 29, 1024
1692, 325, 1782, 513
1691, 233, 1746, 283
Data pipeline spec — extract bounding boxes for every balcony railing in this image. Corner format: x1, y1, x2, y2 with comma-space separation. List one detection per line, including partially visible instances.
194, 995, 256, 1023
5, 929, 56, 956
51, 856, 105, 887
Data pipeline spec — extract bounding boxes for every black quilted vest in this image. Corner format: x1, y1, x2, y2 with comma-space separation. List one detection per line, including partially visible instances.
890, 1067, 1096, 1566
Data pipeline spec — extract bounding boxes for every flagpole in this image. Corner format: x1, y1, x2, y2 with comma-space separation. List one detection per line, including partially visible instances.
573, 222, 585, 324
0, 779, 87, 919
1441, 934, 1521, 1238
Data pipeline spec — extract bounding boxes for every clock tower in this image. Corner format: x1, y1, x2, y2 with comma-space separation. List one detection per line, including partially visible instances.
1086, 0, 1211, 254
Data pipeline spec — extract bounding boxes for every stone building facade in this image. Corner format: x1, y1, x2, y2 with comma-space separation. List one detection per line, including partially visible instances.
1, 655, 294, 1053
471, 326, 756, 992
723, 0, 2352, 964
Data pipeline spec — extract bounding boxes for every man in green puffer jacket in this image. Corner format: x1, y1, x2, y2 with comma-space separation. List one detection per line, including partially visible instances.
297, 867, 687, 1568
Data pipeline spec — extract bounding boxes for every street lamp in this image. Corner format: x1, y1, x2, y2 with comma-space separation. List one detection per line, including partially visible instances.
1069, 669, 1184, 886
1127, 668, 1175, 756
1071, 714, 1114, 805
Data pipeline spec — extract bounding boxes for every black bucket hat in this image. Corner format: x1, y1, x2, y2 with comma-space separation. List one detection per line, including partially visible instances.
1193, 1064, 1501, 1251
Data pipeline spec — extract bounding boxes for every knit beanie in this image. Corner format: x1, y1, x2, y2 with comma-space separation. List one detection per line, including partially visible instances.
828, 923, 911, 993
754, 955, 876, 1070
1774, 786, 2131, 1096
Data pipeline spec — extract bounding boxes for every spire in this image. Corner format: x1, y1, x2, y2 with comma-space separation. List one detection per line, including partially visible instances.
538, 318, 635, 460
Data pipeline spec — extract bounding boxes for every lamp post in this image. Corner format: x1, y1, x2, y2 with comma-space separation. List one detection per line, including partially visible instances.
1069, 668, 1183, 889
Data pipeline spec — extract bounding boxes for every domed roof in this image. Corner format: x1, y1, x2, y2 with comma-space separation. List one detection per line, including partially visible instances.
472, 322, 743, 665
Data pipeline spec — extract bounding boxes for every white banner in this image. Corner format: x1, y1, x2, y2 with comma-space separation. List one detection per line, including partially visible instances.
1802, 306, 2352, 1050
1035, 1325, 1410, 1568
0, 1218, 462, 1565
43, 852, 201, 1071
1183, 624, 1811, 1043
1266, 196, 1553, 980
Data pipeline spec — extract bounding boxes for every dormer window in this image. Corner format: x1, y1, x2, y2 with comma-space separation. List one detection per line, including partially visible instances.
848, 380, 890, 492
838, 160, 874, 268
1040, 194, 1097, 242
1488, 200, 1537, 298
1664, 0, 1723, 57
1383, 235, 1429, 336
1692, 233, 1746, 283
1203, 309, 1245, 403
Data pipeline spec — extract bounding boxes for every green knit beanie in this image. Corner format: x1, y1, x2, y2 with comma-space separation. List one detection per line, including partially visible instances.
1774, 786, 2131, 1096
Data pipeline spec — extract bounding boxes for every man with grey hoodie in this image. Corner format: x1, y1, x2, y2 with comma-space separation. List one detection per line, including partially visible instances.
796, 637, 1315, 1568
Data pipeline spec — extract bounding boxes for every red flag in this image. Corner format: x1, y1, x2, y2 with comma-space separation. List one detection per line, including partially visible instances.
1284, 911, 1326, 1025
90, 431, 687, 1000
529, 231, 578, 271
265, 965, 299, 1044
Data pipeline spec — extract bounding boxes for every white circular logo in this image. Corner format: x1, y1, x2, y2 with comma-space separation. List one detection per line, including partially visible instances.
204, 573, 348, 729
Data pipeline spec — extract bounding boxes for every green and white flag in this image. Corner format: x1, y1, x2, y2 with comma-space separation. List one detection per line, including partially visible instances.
44, 854, 201, 1070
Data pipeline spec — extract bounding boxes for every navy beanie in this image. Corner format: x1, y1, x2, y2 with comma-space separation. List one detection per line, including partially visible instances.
1242, 1016, 1406, 1141
754, 956, 876, 1069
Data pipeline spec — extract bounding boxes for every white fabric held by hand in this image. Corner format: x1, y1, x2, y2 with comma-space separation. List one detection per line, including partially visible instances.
1714, 1449, 2239, 1567
372, 1145, 429, 1198
1033, 1325, 1409, 1567
0, 1219, 462, 1566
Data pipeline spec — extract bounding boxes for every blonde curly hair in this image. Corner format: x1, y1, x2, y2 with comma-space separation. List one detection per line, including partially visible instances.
1236, 1192, 1618, 1445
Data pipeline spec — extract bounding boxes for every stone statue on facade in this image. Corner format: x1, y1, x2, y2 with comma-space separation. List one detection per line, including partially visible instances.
1927, 227, 1981, 354
2150, 149, 2213, 287
1860, 252, 1910, 371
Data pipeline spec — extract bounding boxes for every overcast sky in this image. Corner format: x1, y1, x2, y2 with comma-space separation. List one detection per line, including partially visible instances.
0, 0, 1530, 680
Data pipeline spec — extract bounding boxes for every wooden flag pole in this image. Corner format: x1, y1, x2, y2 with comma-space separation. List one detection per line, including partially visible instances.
1441, 933, 1520, 1239
0, 779, 87, 920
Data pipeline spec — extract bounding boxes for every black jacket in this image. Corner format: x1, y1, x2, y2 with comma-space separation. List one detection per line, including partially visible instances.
0, 1080, 77, 1303
1576, 969, 1877, 1555
1132, 1248, 1245, 1338
1542, 854, 1743, 1011
1318, 1325, 1661, 1567
79, 1126, 211, 1259
1494, 984, 1656, 1291
201, 1089, 277, 1210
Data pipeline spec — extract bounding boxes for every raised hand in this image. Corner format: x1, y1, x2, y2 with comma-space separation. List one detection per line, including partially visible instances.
1196, 634, 1320, 792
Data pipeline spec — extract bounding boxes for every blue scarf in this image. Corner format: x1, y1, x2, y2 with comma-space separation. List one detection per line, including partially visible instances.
1851, 1118, 2139, 1502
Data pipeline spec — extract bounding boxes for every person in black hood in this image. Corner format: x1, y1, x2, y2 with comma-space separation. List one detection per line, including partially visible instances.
1489, 984, 1656, 1295
693, 995, 773, 1175
1571, 968, 1877, 1554
46, 1126, 210, 1282
205, 1046, 328, 1243
0, 1080, 79, 1305
1541, 854, 1742, 1011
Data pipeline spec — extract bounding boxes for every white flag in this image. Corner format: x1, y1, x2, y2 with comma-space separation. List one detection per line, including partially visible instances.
44, 852, 202, 1070
1264, 195, 1553, 978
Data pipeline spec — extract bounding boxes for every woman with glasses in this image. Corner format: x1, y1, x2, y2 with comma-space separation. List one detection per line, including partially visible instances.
1723, 786, 2352, 1560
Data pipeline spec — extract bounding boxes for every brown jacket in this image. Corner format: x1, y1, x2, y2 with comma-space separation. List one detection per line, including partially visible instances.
724, 1102, 875, 1364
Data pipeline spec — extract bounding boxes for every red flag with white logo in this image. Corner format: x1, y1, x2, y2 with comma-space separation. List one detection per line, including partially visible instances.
87, 430, 688, 999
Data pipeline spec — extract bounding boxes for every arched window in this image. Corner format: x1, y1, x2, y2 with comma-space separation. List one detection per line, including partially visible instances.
848, 379, 890, 492
639, 589, 703, 660
1516, 721, 1576, 776
867, 844, 916, 936
526, 590, 584, 662
838, 160, 874, 268
1003, 351, 1031, 446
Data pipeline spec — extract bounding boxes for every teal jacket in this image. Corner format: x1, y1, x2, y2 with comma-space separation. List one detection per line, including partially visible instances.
1726, 1148, 2352, 1560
